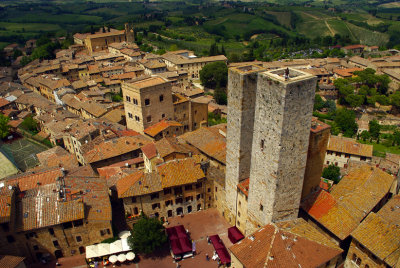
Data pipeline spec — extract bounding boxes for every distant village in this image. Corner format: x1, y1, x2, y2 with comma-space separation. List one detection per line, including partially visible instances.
0, 23, 399, 268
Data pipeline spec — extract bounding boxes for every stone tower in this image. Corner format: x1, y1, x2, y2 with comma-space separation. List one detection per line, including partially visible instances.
125, 23, 135, 43
302, 118, 331, 199
225, 64, 264, 223
246, 68, 317, 233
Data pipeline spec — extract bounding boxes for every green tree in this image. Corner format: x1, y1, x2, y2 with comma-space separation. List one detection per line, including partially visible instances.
209, 43, 218, 56
214, 87, 227, 105
393, 130, 400, 146
20, 115, 38, 134
199, 62, 228, 89
322, 164, 341, 184
334, 108, 358, 137
345, 94, 364, 108
368, 119, 381, 140
127, 215, 167, 254
360, 130, 370, 141
0, 114, 10, 139
313, 94, 325, 111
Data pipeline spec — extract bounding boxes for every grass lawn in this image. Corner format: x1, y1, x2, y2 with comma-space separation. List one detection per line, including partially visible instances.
358, 140, 400, 157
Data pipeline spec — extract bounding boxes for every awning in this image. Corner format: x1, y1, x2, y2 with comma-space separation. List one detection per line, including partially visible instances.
228, 226, 244, 244
167, 225, 192, 256
209, 235, 231, 265
86, 245, 99, 259
109, 240, 123, 255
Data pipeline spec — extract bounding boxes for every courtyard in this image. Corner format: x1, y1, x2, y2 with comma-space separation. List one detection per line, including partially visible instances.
0, 137, 48, 171
41, 208, 233, 268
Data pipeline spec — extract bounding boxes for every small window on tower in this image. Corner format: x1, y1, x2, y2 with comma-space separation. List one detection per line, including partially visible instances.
260, 204, 264, 211
261, 139, 265, 151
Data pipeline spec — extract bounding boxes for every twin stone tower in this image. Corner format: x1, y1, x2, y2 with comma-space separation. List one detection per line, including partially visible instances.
225, 65, 317, 234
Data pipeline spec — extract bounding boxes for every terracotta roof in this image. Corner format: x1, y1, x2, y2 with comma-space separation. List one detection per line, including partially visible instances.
157, 158, 204, 188
155, 137, 191, 159
110, 72, 136, 80
0, 186, 14, 224
5, 168, 64, 192
0, 97, 10, 108
101, 109, 124, 123
178, 127, 226, 164
343, 44, 366, 50
83, 135, 152, 164
237, 178, 249, 197
86, 30, 125, 39
333, 68, 363, 78
144, 120, 182, 138
302, 165, 395, 240
15, 183, 85, 232
327, 135, 372, 157
0, 255, 25, 268
8, 119, 23, 128
229, 218, 342, 268
36, 146, 79, 170
310, 117, 331, 133
117, 170, 162, 198
162, 53, 227, 65
351, 195, 400, 267
125, 76, 168, 89
141, 143, 157, 159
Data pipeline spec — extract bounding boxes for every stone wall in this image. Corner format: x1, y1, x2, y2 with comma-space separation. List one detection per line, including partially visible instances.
246, 69, 316, 233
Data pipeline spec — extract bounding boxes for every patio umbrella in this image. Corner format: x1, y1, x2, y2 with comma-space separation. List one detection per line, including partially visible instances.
117, 253, 127, 262
109, 255, 118, 264
126, 252, 135, 261
118, 230, 131, 239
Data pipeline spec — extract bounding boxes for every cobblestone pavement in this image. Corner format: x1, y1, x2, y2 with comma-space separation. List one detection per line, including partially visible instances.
29, 209, 233, 268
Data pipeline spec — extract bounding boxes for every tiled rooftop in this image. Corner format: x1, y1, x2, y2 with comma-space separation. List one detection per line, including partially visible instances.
327, 135, 373, 157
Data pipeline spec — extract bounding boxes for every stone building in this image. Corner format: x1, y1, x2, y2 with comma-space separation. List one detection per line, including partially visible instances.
345, 195, 400, 268
116, 158, 207, 222
143, 120, 184, 141
172, 93, 208, 131
122, 76, 174, 133
302, 118, 331, 199
225, 66, 317, 231
325, 135, 373, 168
0, 172, 112, 263
225, 64, 264, 225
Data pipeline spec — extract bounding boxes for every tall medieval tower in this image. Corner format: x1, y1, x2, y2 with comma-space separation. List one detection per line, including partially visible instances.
245, 68, 317, 234
125, 23, 135, 44
225, 65, 264, 223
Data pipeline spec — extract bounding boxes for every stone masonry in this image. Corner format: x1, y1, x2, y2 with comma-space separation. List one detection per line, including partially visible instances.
246, 68, 317, 234
225, 65, 264, 223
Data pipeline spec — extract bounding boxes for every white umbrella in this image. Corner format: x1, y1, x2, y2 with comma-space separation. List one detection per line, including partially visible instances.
117, 253, 127, 262
126, 252, 135, 261
109, 255, 118, 264
118, 230, 131, 239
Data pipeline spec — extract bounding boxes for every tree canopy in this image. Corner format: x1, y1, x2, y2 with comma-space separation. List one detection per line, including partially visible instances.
199, 61, 228, 89
334, 108, 358, 137
368, 119, 381, 140
0, 114, 10, 139
127, 215, 167, 254
322, 164, 341, 184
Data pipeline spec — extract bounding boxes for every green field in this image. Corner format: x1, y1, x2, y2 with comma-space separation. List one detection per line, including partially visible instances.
346, 22, 389, 46
265, 11, 291, 28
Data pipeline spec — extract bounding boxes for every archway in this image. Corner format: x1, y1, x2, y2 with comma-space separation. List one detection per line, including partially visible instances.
167, 210, 173, 217
79, 246, 85, 254
187, 206, 192, 213
176, 207, 183, 216
197, 204, 201, 211
54, 250, 63, 259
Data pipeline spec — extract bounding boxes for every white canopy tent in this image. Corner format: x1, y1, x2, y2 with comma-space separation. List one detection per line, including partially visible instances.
86, 245, 100, 259
109, 240, 123, 254
85, 238, 133, 260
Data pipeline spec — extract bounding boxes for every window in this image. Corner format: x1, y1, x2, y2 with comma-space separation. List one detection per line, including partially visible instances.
165, 200, 173, 206
207, 188, 211, 193
164, 188, 171, 195
6, 235, 15, 243
162, 113, 165, 118
48, 228, 54, 235
76, 236, 82, 242
145, 99, 150, 106
175, 198, 183, 204
196, 194, 201, 200
152, 203, 161, 210
239, 201, 241, 207
174, 187, 182, 195
132, 197, 137, 203
185, 196, 193, 202
238, 212, 241, 217
261, 139, 265, 151
196, 182, 202, 189
185, 185, 192, 191
326, 161, 330, 164
100, 229, 110, 236
128, 112, 133, 119
53, 240, 59, 247
237, 221, 240, 226
215, 187, 218, 192
147, 116, 152, 123
159, 95, 164, 102
126, 96, 131, 102
135, 116, 140, 122
150, 193, 159, 200
133, 98, 138, 105
209, 196, 211, 201
260, 204, 264, 211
